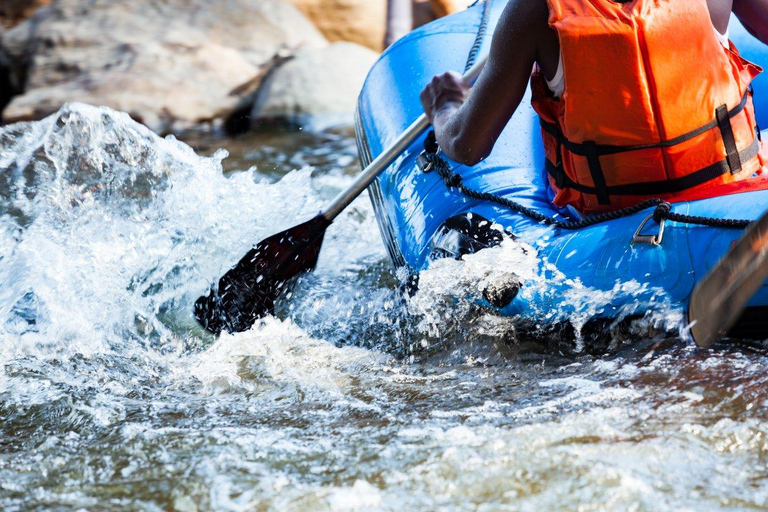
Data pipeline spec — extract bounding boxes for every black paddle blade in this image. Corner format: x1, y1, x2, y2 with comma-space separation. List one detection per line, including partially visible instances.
195, 214, 332, 335
689, 210, 768, 348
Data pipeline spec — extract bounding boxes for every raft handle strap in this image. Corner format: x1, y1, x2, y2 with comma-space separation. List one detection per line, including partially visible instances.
631, 214, 665, 246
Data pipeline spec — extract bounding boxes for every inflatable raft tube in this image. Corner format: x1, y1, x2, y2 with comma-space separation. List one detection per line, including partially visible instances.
356, 1, 768, 337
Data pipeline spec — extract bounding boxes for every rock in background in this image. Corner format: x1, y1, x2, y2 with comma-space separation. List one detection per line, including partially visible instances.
251, 42, 378, 130
0, 0, 328, 133
0, 0, 473, 134
0, 0, 53, 29
414, 0, 474, 30
413, 0, 438, 28
429, 0, 474, 18
286, 0, 387, 52
285, 0, 473, 50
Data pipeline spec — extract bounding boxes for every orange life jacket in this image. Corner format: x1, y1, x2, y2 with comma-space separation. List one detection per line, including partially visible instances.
531, 0, 768, 214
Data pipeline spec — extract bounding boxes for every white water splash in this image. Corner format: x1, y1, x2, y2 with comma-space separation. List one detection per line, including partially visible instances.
409, 229, 683, 355
2, 103, 767, 512
190, 317, 385, 402
0, 103, 390, 363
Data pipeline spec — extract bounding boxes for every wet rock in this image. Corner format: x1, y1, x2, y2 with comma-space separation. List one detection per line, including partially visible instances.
482, 273, 522, 309
251, 42, 378, 130
286, 0, 387, 51
0, 0, 327, 133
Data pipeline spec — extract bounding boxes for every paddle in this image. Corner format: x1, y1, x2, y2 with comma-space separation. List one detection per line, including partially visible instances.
195, 57, 489, 335
688, 208, 768, 348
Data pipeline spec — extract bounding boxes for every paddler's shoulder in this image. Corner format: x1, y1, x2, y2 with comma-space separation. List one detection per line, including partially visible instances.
495, 0, 558, 80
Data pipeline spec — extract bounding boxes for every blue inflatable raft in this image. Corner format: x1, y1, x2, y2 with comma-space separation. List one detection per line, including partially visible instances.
355, 1, 768, 337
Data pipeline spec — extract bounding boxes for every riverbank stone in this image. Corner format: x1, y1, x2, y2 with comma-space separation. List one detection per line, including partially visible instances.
286, 0, 387, 51
0, 0, 327, 133
251, 42, 378, 130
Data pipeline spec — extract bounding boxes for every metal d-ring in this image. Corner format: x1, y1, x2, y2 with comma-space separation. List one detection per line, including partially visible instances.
632, 214, 666, 246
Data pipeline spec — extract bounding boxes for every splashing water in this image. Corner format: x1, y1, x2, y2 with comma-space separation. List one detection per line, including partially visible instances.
1, 103, 768, 511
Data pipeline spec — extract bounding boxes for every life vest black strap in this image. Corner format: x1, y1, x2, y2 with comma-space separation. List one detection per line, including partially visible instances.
583, 141, 611, 205
716, 103, 742, 174
545, 136, 761, 197
540, 90, 751, 157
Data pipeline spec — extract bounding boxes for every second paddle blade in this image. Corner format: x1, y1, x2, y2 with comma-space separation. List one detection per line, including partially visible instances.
194, 214, 332, 335
689, 210, 768, 348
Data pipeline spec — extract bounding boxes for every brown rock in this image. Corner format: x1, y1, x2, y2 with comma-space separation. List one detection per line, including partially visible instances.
413, 0, 437, 28
0, 0, 327, 132
285, 0, 387, 51
429, 0, 474, 18
0, 0, 53, 29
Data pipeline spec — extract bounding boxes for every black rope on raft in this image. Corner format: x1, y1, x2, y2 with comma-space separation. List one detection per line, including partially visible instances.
465, 0, 493, 73
661, 206, 753, 229
422, 134, 752, 230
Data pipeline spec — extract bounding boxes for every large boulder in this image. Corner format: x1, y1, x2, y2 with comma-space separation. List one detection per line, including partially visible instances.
252, 42, 378, 130
0, 0, 327, 133
285, 0, 387, 51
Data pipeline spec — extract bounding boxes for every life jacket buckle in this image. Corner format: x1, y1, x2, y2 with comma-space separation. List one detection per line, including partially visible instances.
631, 214, 665, 246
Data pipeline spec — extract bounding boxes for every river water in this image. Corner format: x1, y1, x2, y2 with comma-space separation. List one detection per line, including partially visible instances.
1, 103, 767, 511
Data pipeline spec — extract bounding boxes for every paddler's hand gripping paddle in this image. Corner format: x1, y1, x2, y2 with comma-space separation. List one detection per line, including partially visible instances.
689, 208, 768, 348
194, 57, 489, 335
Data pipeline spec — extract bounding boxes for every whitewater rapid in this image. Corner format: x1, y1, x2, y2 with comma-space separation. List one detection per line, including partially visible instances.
1, 104, 766, 511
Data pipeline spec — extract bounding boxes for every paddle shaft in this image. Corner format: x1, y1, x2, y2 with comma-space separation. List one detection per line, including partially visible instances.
322, 56, 488, 221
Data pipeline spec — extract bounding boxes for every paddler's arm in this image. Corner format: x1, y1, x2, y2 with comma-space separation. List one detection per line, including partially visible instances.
419, 0, 549, 166
733, 0, 768, 44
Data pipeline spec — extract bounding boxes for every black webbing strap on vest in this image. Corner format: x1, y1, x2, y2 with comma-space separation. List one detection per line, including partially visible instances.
420, 132, 753, 231
542, 90, 758, 199
716, 104, 743, 174
545, 136, 760, 197
583, 141, 611, 205
540, 91, 750, 157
